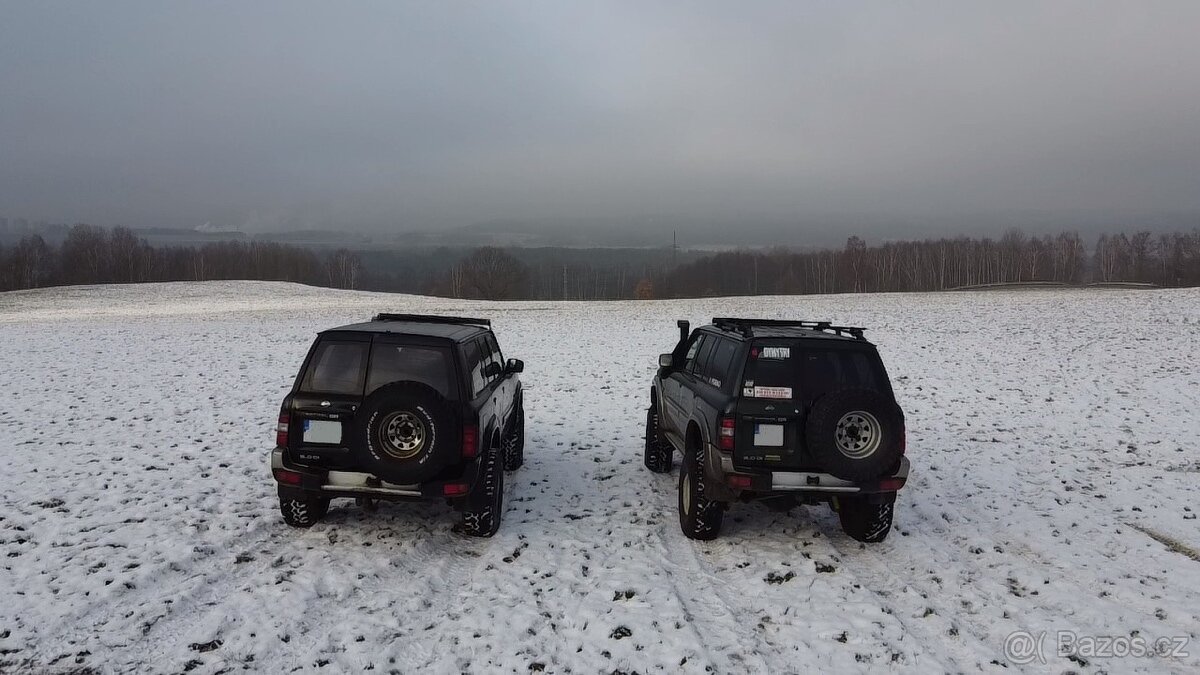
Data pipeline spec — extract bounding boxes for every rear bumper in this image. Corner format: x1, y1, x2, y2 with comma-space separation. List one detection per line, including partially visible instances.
718, 454, 911, 495
270, 448, 476, 501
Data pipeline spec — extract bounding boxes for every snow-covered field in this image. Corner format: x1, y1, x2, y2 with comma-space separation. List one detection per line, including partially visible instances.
1, 281, 1198, 674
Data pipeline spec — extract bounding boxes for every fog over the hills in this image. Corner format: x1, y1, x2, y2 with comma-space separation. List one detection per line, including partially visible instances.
2, 1, 1199, 241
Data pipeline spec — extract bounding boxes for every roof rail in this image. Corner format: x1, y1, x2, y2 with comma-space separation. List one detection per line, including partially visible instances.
711, 317, 865, 340
373, 313, 491, 327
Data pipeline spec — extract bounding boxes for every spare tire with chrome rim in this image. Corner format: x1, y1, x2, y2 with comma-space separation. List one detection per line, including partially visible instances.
354, 382, 455, 484
805, 388, 903, 481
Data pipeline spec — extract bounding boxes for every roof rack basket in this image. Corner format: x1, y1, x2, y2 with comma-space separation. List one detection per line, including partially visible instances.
373, 313, 491, 327
711, 317, 865, 340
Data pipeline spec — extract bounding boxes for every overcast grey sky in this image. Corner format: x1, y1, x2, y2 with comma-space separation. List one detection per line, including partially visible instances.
1, 1, 1198, 233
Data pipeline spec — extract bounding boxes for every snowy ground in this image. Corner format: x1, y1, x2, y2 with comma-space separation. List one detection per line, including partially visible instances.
1, 281, 1198, 674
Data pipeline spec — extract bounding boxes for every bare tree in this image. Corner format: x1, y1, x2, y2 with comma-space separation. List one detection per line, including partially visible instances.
456, 247, 530, 300
1129, 231, 1153, 282
325, 248, 361, 289
3, 235, 53, 290
60, 224, 110, 284
109, 227, 146, 283
843, 236, 867, 292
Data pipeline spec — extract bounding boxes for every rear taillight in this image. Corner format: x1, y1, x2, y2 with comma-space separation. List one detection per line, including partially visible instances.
443, 483, 469, 497
900, 422, 906, 455
718, 416, 736, 451
276, 414, 290, 447
273, 468, 301, 485
461, 425, 478, 459
728, 475, 752, 489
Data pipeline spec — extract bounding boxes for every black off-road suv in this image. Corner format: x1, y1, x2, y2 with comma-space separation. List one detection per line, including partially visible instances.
270, 313, 524, 537
644, 318, 910, 542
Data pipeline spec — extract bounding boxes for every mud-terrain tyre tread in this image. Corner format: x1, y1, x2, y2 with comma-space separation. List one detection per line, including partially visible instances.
644, 406, 673, 473
678, 442, 723, 540
460, 446, 505, 538
837, 495, 895, 543
280, 492, 329, 528
503, 405, 525, 471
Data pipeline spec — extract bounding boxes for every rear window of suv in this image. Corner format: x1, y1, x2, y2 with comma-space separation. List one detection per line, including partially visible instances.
300, 338, 457, 398
366, 343, 455, 398
301, 341, 368, 394
742, 344, 883, 401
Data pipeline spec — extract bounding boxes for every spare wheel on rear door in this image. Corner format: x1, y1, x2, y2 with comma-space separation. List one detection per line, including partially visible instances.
805, 388, 903, 481
354, 382, 456, 484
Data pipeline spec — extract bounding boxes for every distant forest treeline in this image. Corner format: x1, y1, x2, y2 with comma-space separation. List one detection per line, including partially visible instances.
664, 230, 1200, 297
0, 225, 361, 292
2, 224, 1198, 299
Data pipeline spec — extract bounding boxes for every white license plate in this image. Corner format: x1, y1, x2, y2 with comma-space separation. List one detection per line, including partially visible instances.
302, 419, 342, 445
753, 423, 784, 447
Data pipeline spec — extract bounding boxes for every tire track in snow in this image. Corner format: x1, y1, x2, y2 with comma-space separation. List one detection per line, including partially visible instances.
24, 506, 283, 668
822, 532, 997, 672
390, 501, 511, 670
639, 467, 785, 672
822, 495, 1193, 672
647, 526, 781, 671
109, 516, 302, 668
123, 503, 490, 671
261, 512, 492, 672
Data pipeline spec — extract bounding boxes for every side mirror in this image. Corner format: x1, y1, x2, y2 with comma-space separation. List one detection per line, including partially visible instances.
658, 353, 674, 368
484, 362, 502, 378
505, 358, 524, 374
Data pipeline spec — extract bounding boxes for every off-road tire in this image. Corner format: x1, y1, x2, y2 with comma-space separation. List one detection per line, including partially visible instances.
678, 442, 723, 540
644, 406, 673, 473
806, 388, 904, 481
460, 446, 505, 537
355, 382, 454, 485
502, 406, 525, 471
837, 494, 895, 543
280, 492, 330, 528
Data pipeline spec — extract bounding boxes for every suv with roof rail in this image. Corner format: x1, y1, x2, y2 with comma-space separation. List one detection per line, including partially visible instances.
644, 318, 910, 542
270, 313, 524, 537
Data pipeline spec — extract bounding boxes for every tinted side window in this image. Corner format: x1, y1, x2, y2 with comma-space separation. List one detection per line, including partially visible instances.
484, 333, 504, 368
703, 338, 740, 390
683, 335, 704, 367
477, 337, 498, 384
462, 339, 487, 397
301, 341, 367, 395
686, 333, 700, 365
690, 336, 715, 377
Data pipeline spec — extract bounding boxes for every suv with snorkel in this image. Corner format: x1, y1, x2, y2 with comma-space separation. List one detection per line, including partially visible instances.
644, 318, 910, 542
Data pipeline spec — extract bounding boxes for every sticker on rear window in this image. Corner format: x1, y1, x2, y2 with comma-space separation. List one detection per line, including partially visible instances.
753, 386, 793, 399
757, 347, 791, 359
